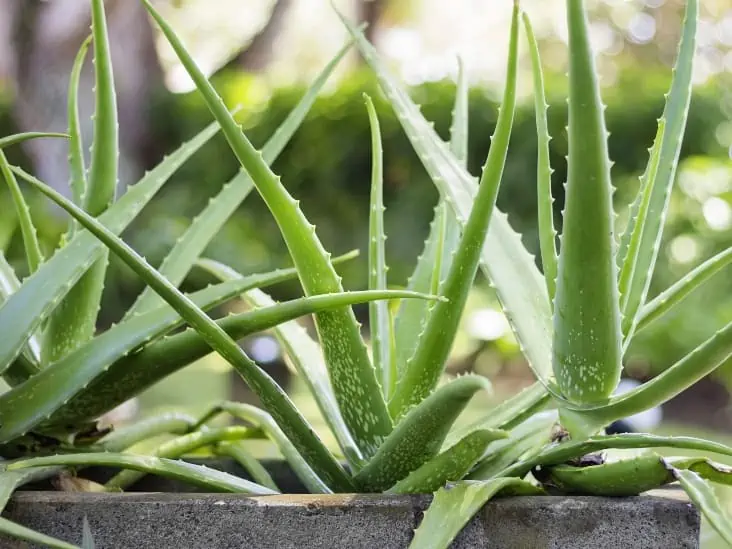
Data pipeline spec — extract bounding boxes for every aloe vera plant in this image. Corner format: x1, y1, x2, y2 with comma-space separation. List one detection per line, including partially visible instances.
0, 0, 730, 547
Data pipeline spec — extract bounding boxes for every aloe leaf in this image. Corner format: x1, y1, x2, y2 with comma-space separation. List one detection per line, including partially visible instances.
635, 246, 732, 334
43, 287, 436, 432
523, 13, 557, 303
354, 375, 491, 492
126, 38, 353, 318
216, 440, 279, 492
553, 0, 622, 405
559, 320, 732, 436
44, 0, 119, 363
363, 94, 393, 397
618, 120, 665, 316
22, 172, 354, 492
0, 119, 220, 376
502, 433, 732, 479
0, 151, 43, 273
81, 517, 95, 549
337, 9, 555, 394
469, 410, 558, 481
621, 0, 698, 343
104, 426, 257, 491
209, 401, 332, 494
6, 453, 277, 494
671, 467, 732, 546
67, 35, 92, 232
387, 429, 506, 495
0, 517, 80, 549
143, 0, 393, 459
0, 132, 69, 149
666, 456, 732, 486
97, 412, 197, 451
392, 57, 467, 391
408, 478, 545, 549
389, 3, 519, 419
197, 256, 363, 470
1, 266, 301, 437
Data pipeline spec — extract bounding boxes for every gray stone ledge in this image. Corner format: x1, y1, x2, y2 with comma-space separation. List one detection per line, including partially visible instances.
1, 489, 699, 549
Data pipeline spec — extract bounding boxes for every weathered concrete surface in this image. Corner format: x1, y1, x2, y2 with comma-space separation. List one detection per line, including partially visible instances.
1, 490, 699, 549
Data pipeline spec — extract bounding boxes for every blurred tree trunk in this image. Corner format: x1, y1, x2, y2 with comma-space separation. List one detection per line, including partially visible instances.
4, 0, 163, 201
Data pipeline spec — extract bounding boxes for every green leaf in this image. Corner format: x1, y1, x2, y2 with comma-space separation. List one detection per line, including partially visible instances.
558, 320, 732, 437
0, 517, 80, 549
207, 402, 332, 494
6, 453, 277, 494
216, 441, 279, 492
337, 8, 555, 395
354, 375, 491, 492
523, 12, 557, 303
104, 426, 257, 491
143, 0, 393, 460
0, 151, 43, 274
0, 118, 221, 376
502, 433, 732, 479
408, 478, 545, 549
44, 0, 119, 363
125, 38, 353, 318
635, 246, 732, 334
97, 412, 197, 451
672, 467, 732, 546
449, 57, 469, 166
387, 429, 506, 494
0, 132, 69, 149
67, 35, 92, 233
620, 0, 698, 344
389, 3, 519, 419
666, 456, 732, 486
363, 94, 392, 399
553, 0, 622, 405
197, 256, 364, 470
81, 517, 95, 549
21, 170, 354, 492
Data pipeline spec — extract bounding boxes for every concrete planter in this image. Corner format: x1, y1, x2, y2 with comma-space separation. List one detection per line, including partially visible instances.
1, 459, 700, 549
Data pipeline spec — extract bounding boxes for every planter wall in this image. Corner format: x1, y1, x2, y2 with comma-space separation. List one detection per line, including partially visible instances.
0, 459, 700, 549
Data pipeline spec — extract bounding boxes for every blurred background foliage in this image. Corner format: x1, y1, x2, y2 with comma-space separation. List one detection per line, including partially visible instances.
0, 0, 730, 504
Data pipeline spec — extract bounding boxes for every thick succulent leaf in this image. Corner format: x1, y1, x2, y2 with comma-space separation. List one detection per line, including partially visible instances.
392, 57, 467, 393
44, 0, 119, 363
338, 9, 555, 394
216, 440, 279, 492
0, 117, 221, 376
389, 3, 519, 419
502, 433, 732, 479
468, 410, 558, 481
635, 246, 732, 334
387, 429, 505, 494
0, 132, 68, 149
0, 151, 43, 273
523, 13, 557, 303
197, 256, 363, 470
408, 478, 545, 549
97, 412, 197, 451
553, 0, 622, 404
68, 36, 91, 213
44, 287, 436, 432
666, 456, 732, 486
354, 375, 491, 492
81, 517, 95, 549
126, 38, 353, 318
22, 173, 354, 492
672, 467, 732, 545
144, 0, 392, 459
364, 94, 392, 398
207, 401, 332, 494
6, 453, 276, 494
104, 426, 256, 491
559, 320, 732, 437
0, 518, 79, 549
621, 0, 698, 343
445, 382, 551, 448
